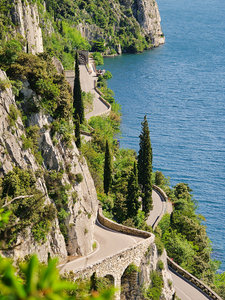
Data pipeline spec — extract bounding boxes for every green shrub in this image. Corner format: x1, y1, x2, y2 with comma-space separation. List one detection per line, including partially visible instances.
0, 78, 11, 90
75, 173, 83, 183
8, 104, 19, 127
144, 271, 164, 300
156, 260, 164, 271
92, 52, 104, 65
155, 236, 164, 256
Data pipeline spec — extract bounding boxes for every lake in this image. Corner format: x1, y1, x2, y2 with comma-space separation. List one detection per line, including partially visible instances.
103, 0, 225, 271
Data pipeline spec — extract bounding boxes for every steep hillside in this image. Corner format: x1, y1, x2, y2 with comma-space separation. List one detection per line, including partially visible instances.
0, 49, 98, 261
0, 0, 164, 68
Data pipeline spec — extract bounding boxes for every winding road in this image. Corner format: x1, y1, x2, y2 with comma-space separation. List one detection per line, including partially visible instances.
64, 59, 215, 299
59, 220, 144, 274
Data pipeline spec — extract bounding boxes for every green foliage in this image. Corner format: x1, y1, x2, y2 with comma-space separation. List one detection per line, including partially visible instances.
73, 52, 84, 124
155, 171, 165, 187
75, 173, 83, 183
156, 260, 164, 271
144, 271, 164, 300
92, 40, 105, 52
21, 125, 44, 165
0, 40, 23, 69
154, 236, 164, 256
138, 115, 153, 215
0, 167, 54, 246
124, 264, 140, 275
126, 162, 140, 218
214, 272, 225, 299
103, 70, 112, 80
103, 140, 112, 195
44, 170, 70, 243
93, 52, 104, 66
82, 91, 94, 112
6, 52, 72, 121
8, 104, 20, 127
158, 181, 219, 286
0, 78, 11, 90
75, 116, 81, 149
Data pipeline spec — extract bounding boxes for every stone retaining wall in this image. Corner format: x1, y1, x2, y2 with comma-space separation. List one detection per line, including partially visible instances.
152, 184, 168, 201
98, 209, 151, 238
167, 258, 222, 300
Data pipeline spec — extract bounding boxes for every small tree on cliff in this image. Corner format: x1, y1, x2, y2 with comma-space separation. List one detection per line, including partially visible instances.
103, 140, 112, 195
126, 162, 140, 218
73, 52, 84, 124
75, 115, 81, 149
138, 115, 153, 215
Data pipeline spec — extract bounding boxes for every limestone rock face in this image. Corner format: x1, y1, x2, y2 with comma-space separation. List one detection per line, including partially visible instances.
11, 0, 43, 54
121, 245, 175, 299
0, 69, 98, 261
133, 0, 165, 46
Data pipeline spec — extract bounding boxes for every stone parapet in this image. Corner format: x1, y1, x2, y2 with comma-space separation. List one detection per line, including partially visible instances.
167, 257, 222, 300
98, 209, 151, 238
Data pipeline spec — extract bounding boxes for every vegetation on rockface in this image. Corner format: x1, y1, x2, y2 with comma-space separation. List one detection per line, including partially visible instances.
144, 270, 164, 300
0, 41, 79, 246
155, 177, 225, 298
0, 167, 56, 247
138, 115, 153, 215
103, 140, 112, 195
41, 0, 153, 54
73, 52, 84, 124
0, 0, 158, 70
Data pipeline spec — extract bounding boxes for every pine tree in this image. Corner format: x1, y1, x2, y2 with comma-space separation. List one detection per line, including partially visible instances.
126, 162, 140, 218
138, 115, 153, 215
103, 140, 112, 195
75, 115, 81, 148
73, 52, 84, 124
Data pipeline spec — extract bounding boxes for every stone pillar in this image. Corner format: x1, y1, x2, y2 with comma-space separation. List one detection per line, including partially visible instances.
114, 275, 121, 300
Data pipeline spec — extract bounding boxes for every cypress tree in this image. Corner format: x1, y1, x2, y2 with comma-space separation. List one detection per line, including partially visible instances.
138, 115, 153, 215
75, 115, 81, 149
126, 162, 140, 218
73, 52, 84, 124
103, 140, 112, 195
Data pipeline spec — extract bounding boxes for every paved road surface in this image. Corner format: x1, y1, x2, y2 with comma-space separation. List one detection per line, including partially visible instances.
170, 269, 210, 300
59, 220, 144, 274
65, 61, 109, 120
147, 189, 164, 228
65, 63, 211, 300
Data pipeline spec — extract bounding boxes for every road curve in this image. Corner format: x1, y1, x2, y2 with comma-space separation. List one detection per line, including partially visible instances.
59, 220, 144, 274
148, 189, 210, 300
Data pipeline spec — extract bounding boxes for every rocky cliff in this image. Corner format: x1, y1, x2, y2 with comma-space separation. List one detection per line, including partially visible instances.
0, 64, 98, 261
10, 0, 43, 54
76, 0, 165, 52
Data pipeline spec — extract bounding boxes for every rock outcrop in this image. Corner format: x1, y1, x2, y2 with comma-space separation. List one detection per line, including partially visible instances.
0, 68, 98, 261
10, 0, 43, 54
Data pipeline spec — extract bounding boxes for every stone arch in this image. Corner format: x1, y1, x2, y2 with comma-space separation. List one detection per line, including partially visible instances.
121, 263, 141, 300
103, 274, 115, 286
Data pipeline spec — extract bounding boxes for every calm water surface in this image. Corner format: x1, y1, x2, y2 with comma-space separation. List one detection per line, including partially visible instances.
103, 0, 225, 271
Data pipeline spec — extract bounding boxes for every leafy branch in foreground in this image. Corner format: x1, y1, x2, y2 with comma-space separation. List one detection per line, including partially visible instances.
0, 255, 114, 300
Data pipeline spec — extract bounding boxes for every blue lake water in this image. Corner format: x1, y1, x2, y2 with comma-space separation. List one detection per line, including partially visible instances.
103, 0, 225, 271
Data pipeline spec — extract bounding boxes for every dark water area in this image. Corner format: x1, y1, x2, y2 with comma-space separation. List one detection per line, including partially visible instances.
103, 0, 225, 271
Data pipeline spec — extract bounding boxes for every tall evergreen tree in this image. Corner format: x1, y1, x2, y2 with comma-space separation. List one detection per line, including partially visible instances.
75, 115, 81, 149
73, 52, 84, 124
103, 140, 112, 195
126, 162, 140, 218
138, 115, 153, 215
